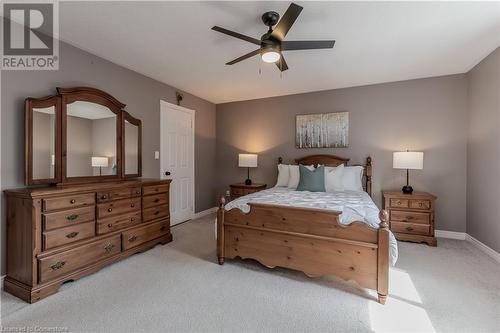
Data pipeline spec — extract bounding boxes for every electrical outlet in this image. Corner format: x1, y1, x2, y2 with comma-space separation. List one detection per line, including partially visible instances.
154, 151, 160, 160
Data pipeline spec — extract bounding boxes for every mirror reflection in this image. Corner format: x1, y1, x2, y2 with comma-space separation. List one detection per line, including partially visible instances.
66, 101, 117, 177
32, 106, 56, 180
124, 120, 139, 175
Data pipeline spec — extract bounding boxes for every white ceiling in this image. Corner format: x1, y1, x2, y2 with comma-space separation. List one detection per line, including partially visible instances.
59, 1, 500, 104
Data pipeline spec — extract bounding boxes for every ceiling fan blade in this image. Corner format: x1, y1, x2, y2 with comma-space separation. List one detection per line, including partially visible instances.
212, 26, 261, 45
271, 3, 303, 41
276, 54, 289, 71
282, 40, 335, 51
226, 49, 261, 65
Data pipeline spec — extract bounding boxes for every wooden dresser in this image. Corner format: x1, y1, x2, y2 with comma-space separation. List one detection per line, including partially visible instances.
382, 191, 437, 246
229, 183, 266, 200
4, 179, 172, 303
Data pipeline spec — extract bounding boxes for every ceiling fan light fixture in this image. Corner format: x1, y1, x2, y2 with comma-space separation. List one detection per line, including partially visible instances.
261, 51, 281, 63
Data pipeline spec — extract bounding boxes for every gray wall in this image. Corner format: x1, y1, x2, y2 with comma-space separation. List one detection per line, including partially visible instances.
466, 47, 500, 253
1, 41, 217, 275
216, 75, 468, 233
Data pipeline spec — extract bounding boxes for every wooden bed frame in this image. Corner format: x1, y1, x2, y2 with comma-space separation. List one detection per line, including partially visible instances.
217, 155, 391, 304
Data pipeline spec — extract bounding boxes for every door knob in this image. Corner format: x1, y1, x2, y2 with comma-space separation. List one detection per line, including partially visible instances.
165, 171, 171, 176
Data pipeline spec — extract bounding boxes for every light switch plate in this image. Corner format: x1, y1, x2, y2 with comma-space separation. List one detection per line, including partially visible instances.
154, 151, 160, 160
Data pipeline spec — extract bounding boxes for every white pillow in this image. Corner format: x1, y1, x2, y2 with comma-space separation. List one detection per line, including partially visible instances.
288, 164, 314, 189
325, 164, 345, 192
343, 166, 364, 191
276, 164, 290, 187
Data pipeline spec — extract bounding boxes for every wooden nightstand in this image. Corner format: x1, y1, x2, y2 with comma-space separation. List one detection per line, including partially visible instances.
382, 191, 437, 246
230, 183, 266, 200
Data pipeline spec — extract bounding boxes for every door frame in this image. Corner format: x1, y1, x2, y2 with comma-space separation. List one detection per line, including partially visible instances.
160, 99, 196, 223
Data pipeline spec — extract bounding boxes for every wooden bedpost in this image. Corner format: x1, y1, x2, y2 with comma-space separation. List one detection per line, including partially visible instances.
377, 209, 390, 304
366, 156, 372, 197
217, 195, 226, 265
278, 157, 283, 164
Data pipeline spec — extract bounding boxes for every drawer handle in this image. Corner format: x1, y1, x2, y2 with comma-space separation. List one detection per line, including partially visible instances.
406, 226, 414, 232
128, 235, 137, 242
419, 203, 424, 207
101, 195, 107, 200
154, 198, 160, 203
160, 224, 167, 231
397, 201, 401, 205
66, 231, 79, 238
155, 188, 159, 192
66, 214, 79, 221
154, 211, 160, 216
130, 217, 135, 222
104, 243, 115, 253
108, 208, 113, 212
107, 223, 113, 228
51, 261, 66, 270
406, 216, 414, 220
136, 190, 141, 195
70, 199, 76, 204
130, 203, 135, 208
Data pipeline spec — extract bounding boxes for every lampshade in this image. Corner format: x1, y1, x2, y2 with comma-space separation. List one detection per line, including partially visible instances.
393, 151, 424, 170
238, 154, 258, 168
92, 156, 109, 168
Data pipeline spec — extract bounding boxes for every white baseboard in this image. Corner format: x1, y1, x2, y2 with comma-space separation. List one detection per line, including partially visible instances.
193, 207, 217, 219
435, 230, 466, 240
437, 229, 500, 263
465, 234, 500, 264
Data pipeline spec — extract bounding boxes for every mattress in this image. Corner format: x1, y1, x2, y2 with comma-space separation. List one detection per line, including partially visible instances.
223, 187, 398, 265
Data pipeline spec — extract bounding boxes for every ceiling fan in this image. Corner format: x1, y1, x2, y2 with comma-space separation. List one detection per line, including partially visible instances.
212, 2, 335, 72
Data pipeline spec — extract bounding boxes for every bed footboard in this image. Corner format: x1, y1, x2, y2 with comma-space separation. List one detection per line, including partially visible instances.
216, 196, 390, 304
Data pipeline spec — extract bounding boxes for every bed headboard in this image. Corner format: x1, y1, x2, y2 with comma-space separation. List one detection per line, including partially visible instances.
277, 154, 373, 197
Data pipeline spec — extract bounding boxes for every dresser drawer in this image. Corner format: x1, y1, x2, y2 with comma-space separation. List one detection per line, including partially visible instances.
97, 187, 141, 203
97, 211, 141, 235
97, 197, 141, 219
390, 211, 431, 225
391, 221, 430, 235
143, 193, 169, 209
390, 198, 409, 208
38, 234, 120, 283
43, 221, 95, 250
143, 184, 169, 196
143, 205, 169, 222
410, 199, 431, 210
43, 194, 95, 212
121, 221, 170, 251
43, 206, 95, 231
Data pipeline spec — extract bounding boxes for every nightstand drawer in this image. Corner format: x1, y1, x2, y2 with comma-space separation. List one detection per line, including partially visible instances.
410, 199, 431, 210
232, 188, 245, 196
390, 211, 430, 225
390, 198, 409, 208
391, 222, 430, 235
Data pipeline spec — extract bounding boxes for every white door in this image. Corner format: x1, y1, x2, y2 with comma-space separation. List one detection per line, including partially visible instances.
160, 100, 195, 225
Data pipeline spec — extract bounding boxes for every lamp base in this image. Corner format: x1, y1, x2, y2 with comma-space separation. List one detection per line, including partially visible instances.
245, 178, 252, 185
402, 185, 413, 194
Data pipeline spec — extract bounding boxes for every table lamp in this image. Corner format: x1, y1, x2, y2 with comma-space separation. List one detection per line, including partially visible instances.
238, 154, 258, 185
92, 156, 109, 176
393, 151, 423, 194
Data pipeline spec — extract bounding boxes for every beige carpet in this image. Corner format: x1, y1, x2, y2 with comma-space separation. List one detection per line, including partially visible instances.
1, 214, 499, 332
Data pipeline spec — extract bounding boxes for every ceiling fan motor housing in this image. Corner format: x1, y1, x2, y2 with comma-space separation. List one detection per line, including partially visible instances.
261, 11, 280, 28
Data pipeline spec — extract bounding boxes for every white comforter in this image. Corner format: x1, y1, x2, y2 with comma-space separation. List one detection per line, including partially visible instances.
224, 187, 398, 265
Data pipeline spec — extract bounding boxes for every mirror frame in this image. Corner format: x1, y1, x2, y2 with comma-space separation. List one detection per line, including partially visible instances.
58, 87, 124, 184
122, 111, 142, 179
25, 95, 62, 185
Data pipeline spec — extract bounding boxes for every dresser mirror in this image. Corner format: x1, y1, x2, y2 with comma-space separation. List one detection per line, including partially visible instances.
25, 87, 142, 185
122, 111, 142, 178
66, 101, 117, 178
25, 96, 61, 184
